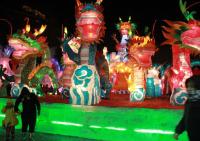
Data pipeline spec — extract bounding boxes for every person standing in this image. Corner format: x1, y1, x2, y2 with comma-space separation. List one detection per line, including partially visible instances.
2, 99, 19, 141
173, 75, 200, 141
14, 87, 40, 141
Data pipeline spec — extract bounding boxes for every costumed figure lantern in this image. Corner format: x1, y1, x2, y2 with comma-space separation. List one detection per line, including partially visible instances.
146, 66, 162, 98
115, 17, 137, 62
110, 17, 136, 94
63, 0, 105, 105
162, 0, 200, 105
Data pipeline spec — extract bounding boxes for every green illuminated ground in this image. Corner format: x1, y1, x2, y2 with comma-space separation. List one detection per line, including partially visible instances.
0, 98, 188, 141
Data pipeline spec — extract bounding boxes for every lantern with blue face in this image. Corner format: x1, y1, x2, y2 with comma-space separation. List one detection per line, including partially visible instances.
75, 0, 105, 43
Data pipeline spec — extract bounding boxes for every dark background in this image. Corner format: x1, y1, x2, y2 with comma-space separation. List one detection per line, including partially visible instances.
0, 0, 200, 64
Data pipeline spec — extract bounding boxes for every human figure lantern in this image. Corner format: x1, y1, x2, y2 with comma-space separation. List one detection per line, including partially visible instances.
115, 17, 136, 62
63, 0, 105, 105
162, 0, 200, 105
146, 66, 162, 98
110, 17, 136, 94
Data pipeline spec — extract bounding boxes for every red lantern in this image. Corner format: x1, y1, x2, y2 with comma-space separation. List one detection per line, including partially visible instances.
75, 0, 105, 43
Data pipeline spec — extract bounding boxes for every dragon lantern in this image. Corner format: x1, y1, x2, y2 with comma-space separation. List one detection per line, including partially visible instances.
110, 18, 156, 101
127, 35, 156, 101
63, 0, 105, 105
7, 19, 50, 96
162, 0, 200, 105
8, 19, 48, 84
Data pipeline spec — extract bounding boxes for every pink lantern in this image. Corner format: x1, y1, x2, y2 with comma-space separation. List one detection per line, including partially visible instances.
129, 36, 156, 68
181, 23, 200, 51
75, 0, 105, 43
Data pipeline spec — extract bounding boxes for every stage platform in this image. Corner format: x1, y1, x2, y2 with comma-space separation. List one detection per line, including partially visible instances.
0, 98, 187, 141
40, 93, 183, 109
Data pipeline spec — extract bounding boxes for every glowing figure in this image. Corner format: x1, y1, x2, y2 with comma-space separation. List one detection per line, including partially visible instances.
115, 17, 136, 62
146, 66, 162, 97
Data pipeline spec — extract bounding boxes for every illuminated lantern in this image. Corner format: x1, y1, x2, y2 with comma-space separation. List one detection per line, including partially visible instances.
76, 0, 105, 43
63, 0, 106, 105
41, 74, 53, 88
109, 17, 136, 93
8, 25, 47, 60
110, 22, 156, 101
146, 67, 162, 97
181, 21, 200, 51
27, 60, 59, 96
8, 19, 48, 85
59, 53, 76, 89
10, 83, 36, 98
115, 17, 137, 62
162, 0, 200, 105
129, 36, 156, 67
116, 16, 136, 37
128, 35, 156, 101
0, 57, 14, 76
0, 51, 14, 96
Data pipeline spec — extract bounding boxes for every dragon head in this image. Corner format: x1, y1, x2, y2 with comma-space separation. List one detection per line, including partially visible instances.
8, 21, 47, 60
162, 0, 200, 54
129, 35, 156, 68
75, 0, 105, 43
162, 20, 200, 53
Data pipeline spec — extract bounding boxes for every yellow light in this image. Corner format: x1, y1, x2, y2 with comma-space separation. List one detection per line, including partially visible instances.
34, 30, 39, 36
89, 33, 93, 37
33, 24, 47, 36
64, 27, 68, 35
131, 35, 152, 48
39, 24, 47, 34
25, 24, 30, 33
88, 25, 93, 29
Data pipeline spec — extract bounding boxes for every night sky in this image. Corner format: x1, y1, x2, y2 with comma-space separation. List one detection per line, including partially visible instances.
1, 0, 200, 64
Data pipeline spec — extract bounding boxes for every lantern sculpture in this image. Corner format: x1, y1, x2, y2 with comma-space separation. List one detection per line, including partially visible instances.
27, 59, 59, 96
128, 35, 156, 101
0, 64, 13, 90
110, 17, 136, 93
0, 48, 14, 79
8, 19, 48, 96
63, 0, 105, 105
110, 16, 156, 101
0, 52, 15, 96
115, 17, 137, 62
162, 0, 200, 105
146, 66, 162, 97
